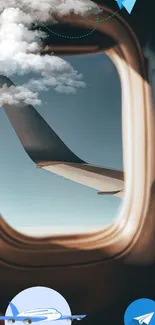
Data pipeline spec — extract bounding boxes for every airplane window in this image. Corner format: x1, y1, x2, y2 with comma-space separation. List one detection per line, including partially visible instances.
0, 52, 123, 236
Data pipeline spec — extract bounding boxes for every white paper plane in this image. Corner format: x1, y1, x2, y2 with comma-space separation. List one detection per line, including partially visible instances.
134, 312, 154, 324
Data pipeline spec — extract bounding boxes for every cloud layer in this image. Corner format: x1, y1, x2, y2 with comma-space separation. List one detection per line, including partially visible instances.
0, 0, 100, 106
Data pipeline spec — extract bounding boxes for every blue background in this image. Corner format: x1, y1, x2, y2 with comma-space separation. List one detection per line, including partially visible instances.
124, 298, 155, 325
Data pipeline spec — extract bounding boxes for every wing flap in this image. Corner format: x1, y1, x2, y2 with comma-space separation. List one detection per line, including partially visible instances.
39, 162, 124, 197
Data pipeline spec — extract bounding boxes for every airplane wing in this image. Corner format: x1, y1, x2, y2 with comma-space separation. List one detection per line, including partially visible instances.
0, 75, 124, 199
59, 314, 86, 321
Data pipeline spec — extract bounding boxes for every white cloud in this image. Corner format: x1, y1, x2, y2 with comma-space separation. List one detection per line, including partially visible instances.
0, 0, 100, 106
0, 83, 41, 106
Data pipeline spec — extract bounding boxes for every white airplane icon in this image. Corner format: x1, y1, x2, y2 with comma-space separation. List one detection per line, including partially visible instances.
0, 302, 86, 323
134, 312, 154, 325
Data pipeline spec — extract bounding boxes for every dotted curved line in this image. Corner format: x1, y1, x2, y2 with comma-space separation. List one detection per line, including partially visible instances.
40, 9, 120, 39
84, 10, 119, 23
41, 22, 96, 39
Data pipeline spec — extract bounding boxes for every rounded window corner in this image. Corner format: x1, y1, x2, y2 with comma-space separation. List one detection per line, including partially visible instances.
0, 5, 154, 268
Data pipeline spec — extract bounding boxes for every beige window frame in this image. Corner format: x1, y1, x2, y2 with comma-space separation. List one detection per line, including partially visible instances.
0, 6, 155, 268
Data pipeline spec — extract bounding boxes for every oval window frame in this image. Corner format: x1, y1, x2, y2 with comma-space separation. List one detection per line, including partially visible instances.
0, 5, 154, 268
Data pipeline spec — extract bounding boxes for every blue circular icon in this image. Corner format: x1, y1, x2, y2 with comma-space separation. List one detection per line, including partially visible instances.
5, 286, 72, 325
124, 298, 155, 325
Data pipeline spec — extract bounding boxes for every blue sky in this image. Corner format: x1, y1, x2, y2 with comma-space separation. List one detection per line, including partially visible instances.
0, 53, 123, 235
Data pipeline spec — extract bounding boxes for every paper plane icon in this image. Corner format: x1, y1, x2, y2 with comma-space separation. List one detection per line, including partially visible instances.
115, 0, 136, 14
134, 312, 154, 325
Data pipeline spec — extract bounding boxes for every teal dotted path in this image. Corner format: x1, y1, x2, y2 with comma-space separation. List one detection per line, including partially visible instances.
40, 10, 120, 39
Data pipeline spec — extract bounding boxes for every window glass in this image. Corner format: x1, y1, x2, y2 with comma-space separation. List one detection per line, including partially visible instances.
0, 52, 123, 236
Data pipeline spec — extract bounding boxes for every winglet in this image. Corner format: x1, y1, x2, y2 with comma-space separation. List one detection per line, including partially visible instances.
0, 75, 85, 165
9, 302, 19, 317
